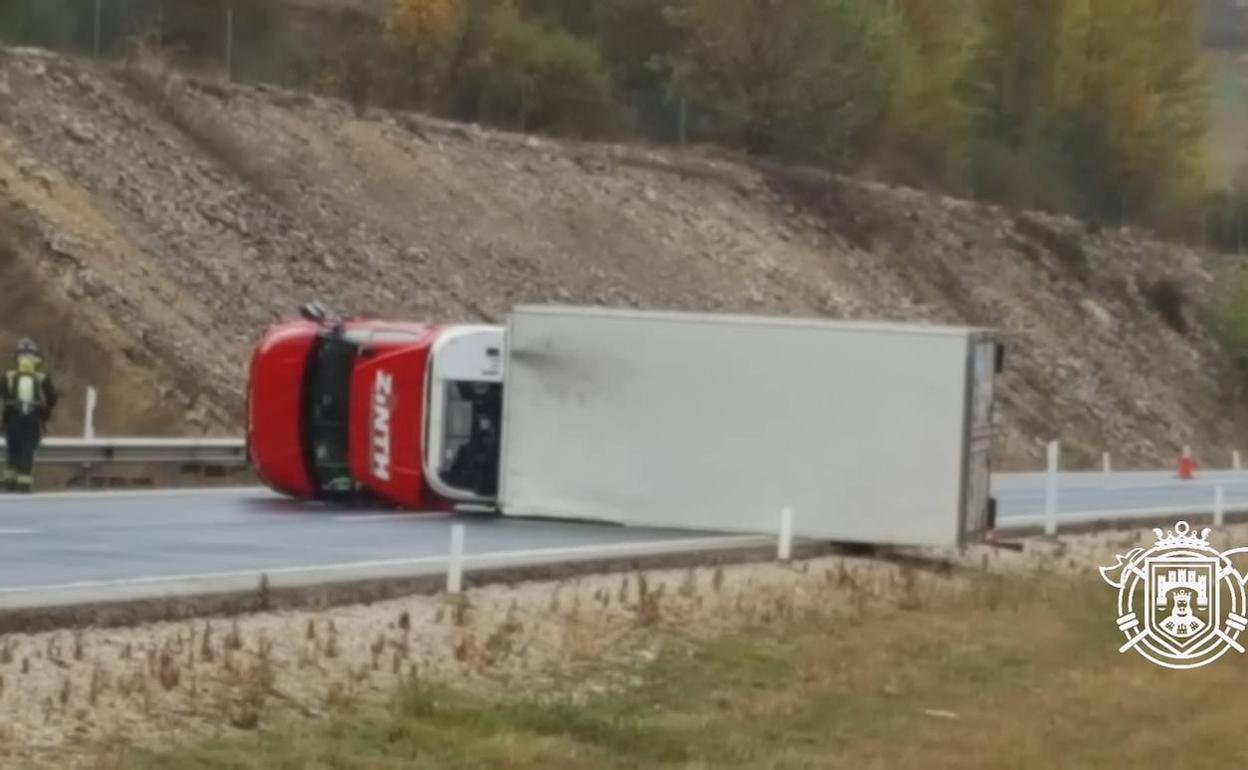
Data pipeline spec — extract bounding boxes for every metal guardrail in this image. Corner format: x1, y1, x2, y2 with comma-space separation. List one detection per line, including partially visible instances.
0, 437, 248, 465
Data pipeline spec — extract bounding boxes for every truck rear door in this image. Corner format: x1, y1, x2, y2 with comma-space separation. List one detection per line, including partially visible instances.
961, 334, 1002, 538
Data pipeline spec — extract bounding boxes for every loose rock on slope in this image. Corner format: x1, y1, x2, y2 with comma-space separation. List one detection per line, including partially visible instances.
0, 46, 1240, 469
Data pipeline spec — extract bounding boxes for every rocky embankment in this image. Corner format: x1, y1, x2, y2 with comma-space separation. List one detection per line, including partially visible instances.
0, 46, 1240, 468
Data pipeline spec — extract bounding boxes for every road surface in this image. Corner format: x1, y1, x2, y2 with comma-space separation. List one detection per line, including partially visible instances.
991, 470, 1248, 517
1, 470, 1246, 610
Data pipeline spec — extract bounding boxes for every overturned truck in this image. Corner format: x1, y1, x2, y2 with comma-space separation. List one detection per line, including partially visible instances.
247, 305, 1003, 548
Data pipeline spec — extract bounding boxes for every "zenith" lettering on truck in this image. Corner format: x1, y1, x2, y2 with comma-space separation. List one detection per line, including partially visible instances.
371, 371, 394, 481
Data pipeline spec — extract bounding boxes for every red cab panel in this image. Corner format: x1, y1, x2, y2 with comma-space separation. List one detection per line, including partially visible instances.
347, 333, 436, 509
246, 320, 318, 499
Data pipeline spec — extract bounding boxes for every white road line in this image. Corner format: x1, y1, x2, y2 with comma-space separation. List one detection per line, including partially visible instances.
0, 529, 36, 536
0, 486, 269, 503
332, 513, 453, 523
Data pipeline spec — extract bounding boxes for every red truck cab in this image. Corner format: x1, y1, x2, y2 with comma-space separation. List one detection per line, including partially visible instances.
246, 305, 504, 509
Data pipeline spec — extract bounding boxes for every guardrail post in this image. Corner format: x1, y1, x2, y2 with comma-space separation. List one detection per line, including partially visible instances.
778, 507, 793, 561
1045, 440, 1060, 537
1216, 487, 1226, 527
83, 387, 97, 440
447, 523, 465, 594
1102, 452, 1111, 474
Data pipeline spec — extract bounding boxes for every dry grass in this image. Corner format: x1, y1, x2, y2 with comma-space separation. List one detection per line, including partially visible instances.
115, 566, 1248, 769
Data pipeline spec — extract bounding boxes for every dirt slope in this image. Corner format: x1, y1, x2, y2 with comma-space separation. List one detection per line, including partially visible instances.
0, 46, 1240, 469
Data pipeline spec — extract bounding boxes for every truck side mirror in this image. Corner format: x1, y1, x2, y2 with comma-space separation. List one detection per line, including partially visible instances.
300, 303, 327, 323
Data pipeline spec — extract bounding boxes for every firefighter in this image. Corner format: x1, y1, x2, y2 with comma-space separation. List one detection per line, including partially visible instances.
1, 338, 57, 493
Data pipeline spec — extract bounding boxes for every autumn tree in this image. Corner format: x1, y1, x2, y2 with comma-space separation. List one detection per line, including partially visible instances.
1124, 0, 1209, 226
377, 0, 469, 109
963, 0, 1209, 221
667, 0, 900, 164
960, 0, 1107, 212
881, 0, 981, 183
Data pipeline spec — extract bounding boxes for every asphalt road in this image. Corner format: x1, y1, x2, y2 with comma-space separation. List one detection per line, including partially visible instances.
2, 470, 1247, 609
0, 488, 761, 608
991, 470, 1248, 517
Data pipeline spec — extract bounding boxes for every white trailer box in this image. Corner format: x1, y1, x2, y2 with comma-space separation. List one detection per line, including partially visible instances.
496, 306, 1001, 548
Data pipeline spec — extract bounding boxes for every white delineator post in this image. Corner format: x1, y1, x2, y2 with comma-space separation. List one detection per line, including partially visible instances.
1102, 452, 1111, 474
778, 507, 793, 561
1216, 487, 1226, 528
1045, 440, 1060, 537
447, 523, 465, 594
83, 387, 97, 440
1235, 451, 1242, 472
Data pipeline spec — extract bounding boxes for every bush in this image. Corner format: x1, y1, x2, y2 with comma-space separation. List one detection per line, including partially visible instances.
1208, 262, 1248, 372
962, 135, 1089, 217
453, 7, 621, 137
374, 0, 467, 110
667, 0, 900, 165
1204, 180, 1248, 254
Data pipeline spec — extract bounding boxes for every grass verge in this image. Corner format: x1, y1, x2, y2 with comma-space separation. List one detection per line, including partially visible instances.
100, 570, 1248, 769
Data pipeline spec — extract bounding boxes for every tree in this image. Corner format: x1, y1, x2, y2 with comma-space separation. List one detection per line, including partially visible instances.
517, 0, 598, 36
1130, 0, 1209, 227
960, 0, 1209, 223
377, 0, 469, 109
963, 0, 1066, 151
667, 0, 900, 164
453, 5, 619, 137
595, 0, 684, 95
881, 0, 980, 183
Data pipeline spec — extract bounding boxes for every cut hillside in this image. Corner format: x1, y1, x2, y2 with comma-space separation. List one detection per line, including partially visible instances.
0, 46, 1241, 470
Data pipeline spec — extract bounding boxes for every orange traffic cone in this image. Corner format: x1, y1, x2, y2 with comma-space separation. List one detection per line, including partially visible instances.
1179, 445, 1194, 480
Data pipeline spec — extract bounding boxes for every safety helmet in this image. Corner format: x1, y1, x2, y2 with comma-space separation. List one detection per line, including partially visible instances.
15, 338, 38, 356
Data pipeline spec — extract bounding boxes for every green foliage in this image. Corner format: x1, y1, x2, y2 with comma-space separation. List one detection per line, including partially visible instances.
453, 5, 620, 137
0, 0, 91, 52
1204, 169, 1248, 252
667, 0, 901, 164
961, 0, 1210, 224
878, 0, 979, 185
1207, 260, 1248, 378
520, 0, 599, 37
595, 0, 683, 95
376, 0, 469, 110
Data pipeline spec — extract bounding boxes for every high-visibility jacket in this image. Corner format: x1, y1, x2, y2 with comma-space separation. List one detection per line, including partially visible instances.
2, 355, 57, 423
